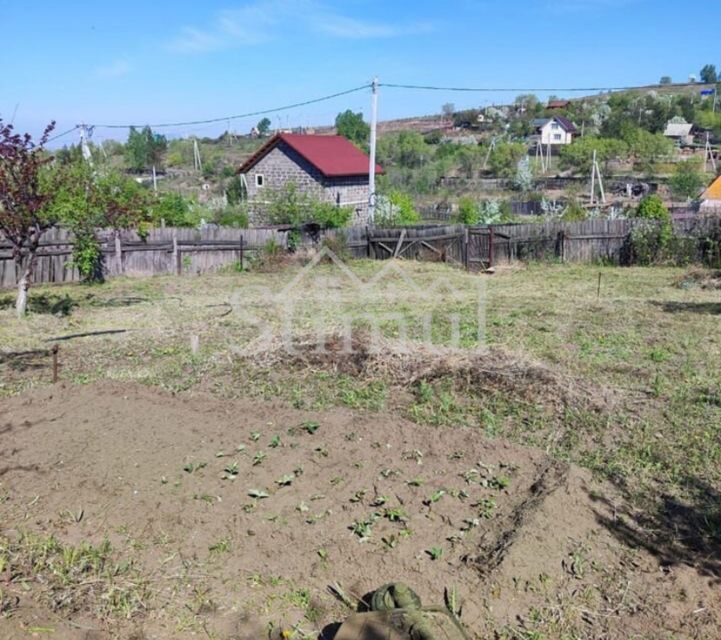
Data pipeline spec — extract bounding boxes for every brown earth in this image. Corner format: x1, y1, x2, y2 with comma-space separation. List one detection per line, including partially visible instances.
0, 382, 719, 639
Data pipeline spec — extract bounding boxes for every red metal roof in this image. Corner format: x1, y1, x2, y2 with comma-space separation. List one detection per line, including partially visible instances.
238, 133, 382, 177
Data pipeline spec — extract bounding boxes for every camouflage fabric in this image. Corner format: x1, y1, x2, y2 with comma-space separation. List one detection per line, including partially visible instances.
334, 607, 468, 640
371, 583, 423, 611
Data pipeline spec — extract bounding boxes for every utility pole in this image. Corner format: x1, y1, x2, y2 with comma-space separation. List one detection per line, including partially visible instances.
590, 149, 606, 205
368, 77, 379, 224
704, 132, 717, 173
193, 138, 202, 173
79, 123, 93, 165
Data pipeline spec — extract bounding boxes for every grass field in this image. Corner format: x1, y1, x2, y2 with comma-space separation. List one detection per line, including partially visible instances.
1, 260, 720, 638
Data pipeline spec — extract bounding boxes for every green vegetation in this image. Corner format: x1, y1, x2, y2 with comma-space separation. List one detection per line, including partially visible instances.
335, 109, 370, 148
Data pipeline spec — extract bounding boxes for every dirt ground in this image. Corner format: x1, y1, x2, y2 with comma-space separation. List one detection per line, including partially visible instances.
1, 381, 719, 639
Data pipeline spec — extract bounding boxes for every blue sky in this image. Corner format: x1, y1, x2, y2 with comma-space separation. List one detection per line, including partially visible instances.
1, 0, 718, 145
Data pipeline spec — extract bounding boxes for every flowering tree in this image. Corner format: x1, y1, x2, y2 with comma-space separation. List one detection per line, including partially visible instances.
0, 120, 56, 317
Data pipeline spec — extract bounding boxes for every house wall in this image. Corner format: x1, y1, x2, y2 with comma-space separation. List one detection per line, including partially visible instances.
540, 120, 573, 145
242, 142, 370, 226
700, 199, 721, 213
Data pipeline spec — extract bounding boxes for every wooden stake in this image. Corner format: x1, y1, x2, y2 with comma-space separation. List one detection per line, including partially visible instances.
51, 344, 59, 383
597, 271, 602, 301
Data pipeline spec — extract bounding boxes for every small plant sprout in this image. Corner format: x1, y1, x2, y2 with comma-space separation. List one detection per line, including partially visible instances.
350, 490, 366, 503
276, 474, 294, 487
370, 495, 388, 507
317, 548, 328, 561
269, 435, 281, 448
424, 489, 446, 506
444, 586, 462, 618
383, 507, 407, 522
223, 461, 239, 479
301, 421, 320, 434
235, 444, 246, 453
209, 538, 230, 554
248, 489, 270, 499
402, 450, 424, 464
382, 534, 398, 549
296, 501, 310, 513
183, 461, 207, 474
426, 547, 444, 560
406, 477, 424, 487
489, 475, 511, 490
253, 451, 267, 466
250, 432, 261, 442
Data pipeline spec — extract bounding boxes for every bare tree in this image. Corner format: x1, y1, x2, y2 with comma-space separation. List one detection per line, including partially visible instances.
0, 120, 56, 317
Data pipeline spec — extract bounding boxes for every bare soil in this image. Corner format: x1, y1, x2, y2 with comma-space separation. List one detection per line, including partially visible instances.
1, 382, 718, 639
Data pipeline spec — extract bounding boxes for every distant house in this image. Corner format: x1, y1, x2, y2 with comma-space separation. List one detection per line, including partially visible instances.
700, 175, 721, 213
238, 133, 382, 226
531, 116, 578, 145
547, 99, 571, 110
663, 117, 695, 145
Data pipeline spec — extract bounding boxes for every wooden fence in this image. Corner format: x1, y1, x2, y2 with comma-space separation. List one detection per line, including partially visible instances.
0, 227, 288, 287
2, 215, 720, 289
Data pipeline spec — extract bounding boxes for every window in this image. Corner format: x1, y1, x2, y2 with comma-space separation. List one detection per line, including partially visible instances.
551, 122, 560, 130
255, 174, 264, 187
553, 133, 562, 141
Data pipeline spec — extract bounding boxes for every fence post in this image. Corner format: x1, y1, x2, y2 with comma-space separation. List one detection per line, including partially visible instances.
114, 233, 122, 275
489, 226, 494, 269
240, 235, 244, 269
558, 230, 566, 262
463, 227, 469, 271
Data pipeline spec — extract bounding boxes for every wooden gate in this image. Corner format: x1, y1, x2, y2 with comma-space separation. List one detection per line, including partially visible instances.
368, 225, 467, 265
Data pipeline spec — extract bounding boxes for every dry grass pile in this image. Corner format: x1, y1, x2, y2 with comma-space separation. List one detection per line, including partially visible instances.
676, 268, 721, 290
240, 331, 611, 413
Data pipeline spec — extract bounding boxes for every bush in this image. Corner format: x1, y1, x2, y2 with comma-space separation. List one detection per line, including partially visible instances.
562, 201, 587, 221
311, 201, 353, 228
375, 190, 421, 226
455, 196, 478, 224
151, 192, 193, 226
214, 205, 249, 228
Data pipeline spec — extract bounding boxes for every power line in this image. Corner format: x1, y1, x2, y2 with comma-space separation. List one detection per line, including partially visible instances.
90, 84, 371, 130
379, 82, 664, 93
46, 125, 79, 144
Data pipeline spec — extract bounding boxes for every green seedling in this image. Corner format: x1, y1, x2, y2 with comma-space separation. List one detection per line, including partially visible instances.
194, 493, 216, 505
448, 451, 464, 461
424, 489, 446, 505
370, 495, 388, 507
317, 548, 328, 560
461, 469, 480, 484
253, 451, 267, 466
269, 435, 281, 448
276, 474, 294, 487
250, 432, 261, 442
379, 468, 398, 479
426, 547, 444, 560
216, 451, 226, 458
406, 477, 424, 487
449, 488, 469, 500
297, 501, 310, 513
383, 507, 407, 522
223, 462, 239, 479
248, 489, 270, 499
489, 475, 510, 490
350, 490, 366, 503
475, 498, 496, 519
301, 421, 320, 434
209, 538, 230, 554
236, 444, 246, 453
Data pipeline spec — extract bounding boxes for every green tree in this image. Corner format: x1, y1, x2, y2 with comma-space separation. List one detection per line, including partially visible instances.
0, 120, 56, 316
700, 64, 718, 84
257, 117, 271, 136
487, 142, 527, 178
124, 126, 167, 172
659, 76, 673, 85
636, 194, 670, 221
335, 110, 370, 147
669, 159, 705, 201
375, 190, 420, 226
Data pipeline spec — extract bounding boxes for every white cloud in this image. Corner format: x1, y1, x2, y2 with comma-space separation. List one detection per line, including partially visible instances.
165, 0, 433, 53
93, 59, 132, 78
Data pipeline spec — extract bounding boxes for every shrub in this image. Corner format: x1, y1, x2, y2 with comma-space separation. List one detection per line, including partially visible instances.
455, 196, 478, 224
151, 192, 193, 226
311, 201, 353, 228
562, 201, 587, 221
214, 205, 249, 228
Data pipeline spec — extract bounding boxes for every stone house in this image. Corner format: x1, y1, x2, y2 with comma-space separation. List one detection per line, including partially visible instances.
238, 133, 382, 226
